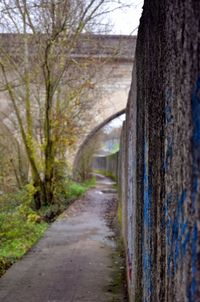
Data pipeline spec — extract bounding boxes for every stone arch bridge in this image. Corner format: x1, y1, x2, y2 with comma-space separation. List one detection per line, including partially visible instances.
0, 34, 136, 164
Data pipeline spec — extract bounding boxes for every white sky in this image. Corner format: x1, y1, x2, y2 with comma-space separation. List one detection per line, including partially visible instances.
108, 1, 144, 35
104, 114, 126, 132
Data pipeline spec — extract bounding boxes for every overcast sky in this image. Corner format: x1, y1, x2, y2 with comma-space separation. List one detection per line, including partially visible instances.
109, 1, 144, 35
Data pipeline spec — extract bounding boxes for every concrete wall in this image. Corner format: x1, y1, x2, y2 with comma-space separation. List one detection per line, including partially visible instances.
73, 109, 125, 181
0, 34, 136, 61
120, 1, 200, 301
92, 152, 119, 179
99, 1, 200, 301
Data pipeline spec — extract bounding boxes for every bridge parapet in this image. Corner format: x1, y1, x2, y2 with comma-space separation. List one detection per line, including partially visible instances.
0, 33, 136, 62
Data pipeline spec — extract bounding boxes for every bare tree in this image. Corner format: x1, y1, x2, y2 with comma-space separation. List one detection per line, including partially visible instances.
0, 0, 129, 208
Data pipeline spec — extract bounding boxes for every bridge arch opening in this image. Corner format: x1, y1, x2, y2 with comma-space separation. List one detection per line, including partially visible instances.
73, 109, 125, 181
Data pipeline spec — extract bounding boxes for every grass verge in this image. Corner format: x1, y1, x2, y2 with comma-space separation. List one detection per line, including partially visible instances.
0, 177, 96, 277
0, 192, 48, 277
93, 169, 117, 181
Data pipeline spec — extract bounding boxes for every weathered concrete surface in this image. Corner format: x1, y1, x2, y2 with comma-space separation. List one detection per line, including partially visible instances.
118, 1, 200, 302
92, 152, 119, 180
0, 176, 127, 302
0, 34, 136, 61
96, 1, 200, 301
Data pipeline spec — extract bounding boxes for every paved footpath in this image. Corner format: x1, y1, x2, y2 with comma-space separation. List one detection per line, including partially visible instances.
0, 176, 127, 302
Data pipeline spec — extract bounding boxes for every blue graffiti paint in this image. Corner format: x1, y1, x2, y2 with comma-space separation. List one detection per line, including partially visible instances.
163, 79, 200, 299
165, 104, 173, 124
191, 74, 200, 209
187, 223, 198, 302
172, 191, 186, 272
142, 137, 153, 301
178, 190, 187, 211
142, 248, 153, 298
191, 172, 198, 213
143, 138, 152, 228
191, 223, 198, 297
181, 221, 190, 256
165, 190, 189, 277
164, 193, 172, 213
163, 136, 174, 171
191, 75, 200, 152
187, 75, 200, 301
172, 190, 187, 271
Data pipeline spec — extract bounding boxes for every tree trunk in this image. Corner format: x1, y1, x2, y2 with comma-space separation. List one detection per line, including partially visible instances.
33, 178, 46, 210
44, 141, 55, 205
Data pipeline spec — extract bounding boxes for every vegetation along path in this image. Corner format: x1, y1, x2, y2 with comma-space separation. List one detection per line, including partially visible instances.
0, 175, 127, 302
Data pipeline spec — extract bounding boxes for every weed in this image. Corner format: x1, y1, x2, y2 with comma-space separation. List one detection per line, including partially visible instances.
0, 191, 48, 277
93, 169, 117, 181
0, 177, 96, 277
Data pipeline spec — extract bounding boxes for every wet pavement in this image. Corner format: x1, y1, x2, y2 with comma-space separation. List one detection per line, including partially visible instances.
0, 176, 127, 302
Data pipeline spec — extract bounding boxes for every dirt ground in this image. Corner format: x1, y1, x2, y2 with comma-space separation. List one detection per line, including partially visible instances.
0, 175, 127, 302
